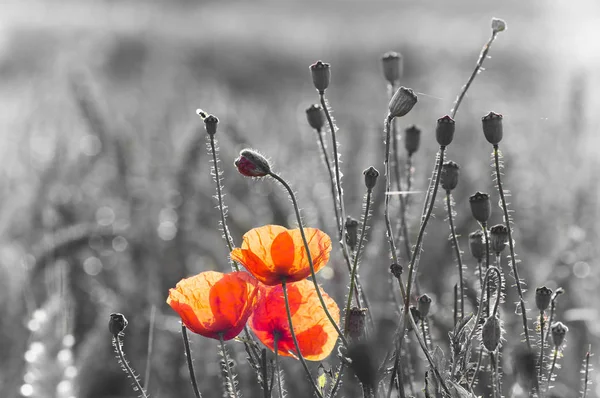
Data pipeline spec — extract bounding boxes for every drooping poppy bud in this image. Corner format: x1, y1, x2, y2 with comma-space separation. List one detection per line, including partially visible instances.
388, 87, 417, 119
381, 51, 403, 84
469, 230, 487, 261
492, 18, 507, 33
551, 322, 568, 348
482, 112, 503, 145
234, 149, 272, 177
310, 61, 331, 93
469, 192, 492, 225
203, 114, 219, 136
440, 161, 460, 192
345, 217, 359, 251
535, 286, 553, 312
482, 315, 502, 352
417, 294, 432, 317
436, 115, 455, 147
404, 125, 421, 155
306, 104, 325, 131
109, 313, 128, 336
363, 166, 379, 190
489, 224, 509, 254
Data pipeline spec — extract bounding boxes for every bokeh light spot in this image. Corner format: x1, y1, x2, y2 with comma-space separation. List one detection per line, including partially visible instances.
573, 261, 590, 278
20, 384, 33, 397
112, 236, 128, 252
83, 257, 103, 276
158, 221, 177, 241
96, 206, 115, 226
80, 134, 102, 156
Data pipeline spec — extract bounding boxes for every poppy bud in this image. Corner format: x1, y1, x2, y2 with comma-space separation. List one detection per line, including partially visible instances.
482, 112, 503, 145
203, 114, 219, 136
436, 115, 455, 147
363, 166, 379, 190
310, 61, 331, 93
492, 18, 507, 33
381, 51, 402, 84
489, 224, 509, 254
417, 294, 432, 317
535, 286, 553, 312
551, 322, 568, 348
234, 149, 272, 177
306, 104, 325, 131
346, 307, 367, 342
390, 263, 403, 279
482, 315, 502, 352
345, 216, 359, 251
440, 161, 460, 192
469, 192, 492, 225
404, 125, 421, 155
388, 87, 417, 119
109, 313, 128, 336
469, 230, 486, 261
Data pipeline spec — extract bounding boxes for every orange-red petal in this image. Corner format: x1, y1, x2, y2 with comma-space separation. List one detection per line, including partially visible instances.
249, 279, 339, 361
166, 271, 259, 340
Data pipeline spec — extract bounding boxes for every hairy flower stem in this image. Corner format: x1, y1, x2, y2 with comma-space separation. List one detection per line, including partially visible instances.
344, 188, 372, 334
483, 224, 491, 318
314, 127, 342, 234
539, 310, 545, 380
383, 116, 401, 266
421, 319, 430, 351
219, 334, 239, 398
274, 334, 284, 398
144, 305, 156, 392
582, 347, 591, 398
281, 279, 324, 398
181, 325, 203, 398
328, 363, 344, 398
446, 191, 465, 319
113, 334, 149, 398
269, 172, 348, 347
547, 348, 559, 391
396, 154, 413, 259
261, 349, 270, 398
493, 145, 531, 348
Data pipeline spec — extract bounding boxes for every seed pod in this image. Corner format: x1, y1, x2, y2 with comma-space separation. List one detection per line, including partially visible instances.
482, 111, 503, 145
469, 192, 492, 225
388, 86, 417, 119
203, 114, 219, 136
436, 115, 455, 147
417, 294, 432, 317
404, 125, 421, 155
345, 217, 360, 251
234, 149, 272, 177
492, 18, 507, 33
306, 104, 325, 131
551, 322, 568, 348
469, 230, 486, 261
482, 315, 502, 352
440, 161, 460, 192
109, 313, 128, 336
346, 307, 368, 342
310, 60, 331, 93
363, 166, 379, 190
390, 263, 403, 279
535, 286, 553, 312
381, 51, 403, 84
489, 224, 509, 254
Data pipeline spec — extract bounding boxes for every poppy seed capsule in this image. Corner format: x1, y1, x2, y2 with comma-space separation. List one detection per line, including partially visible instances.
469, 230, 486, 261
388, 86, 417, 119
440, 161, 460, 192
489, 224, 509, 254
363, 166, 379, 190
346, 307, 368, 342
234, 149, 272, 177
469, 192, 492, 225
482, 112, 503, 145
482, 315, 502, 352
417, 294, 432, 317
109, 313, 128, 336
436, 115, 455, 147
381, 51, 403, 84
203, 114, 219, 136
535, 286, 553, 312
345, 216, 359, 251
492, 18, 507, 33
306, 104, 325, 131
404, 125, 421, 155
390, 263, 403, 279
310, 61, 331, 93
551, 322, 568, 347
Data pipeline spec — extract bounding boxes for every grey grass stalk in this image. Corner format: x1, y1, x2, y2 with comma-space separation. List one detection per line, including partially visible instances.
181, 325, 203, 398
446, 192, 465, 320
143, 305, 156, 392
314, 125, 342, 235
273, 335, 285, 398
547, 347, 559, 391
219, 334, 240, 398
113, 333, 149, 398
539, 310, 546, 380
581, 347, 591, 398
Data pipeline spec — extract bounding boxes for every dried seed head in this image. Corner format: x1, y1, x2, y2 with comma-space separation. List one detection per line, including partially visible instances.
404, 125, 421, 155
440, 161, 460, 192
489, 224, 509, 254
491, 18, 507, 33
306, 104, 325, 131
109, 313, 128, 336
363, 166, 379, 190
310, 60, 331, 93
482, 111, 504, 145
381, 51, 403, 84
469, 230, 487, 261
345, 216, 360, 251
234, 149, 272, 177
203, 114, 219, 136
482, 315, 502, 352
469, 192, 492, 225
346, 307, 368, 342
435, 115, 455, 147
535, 286, 553, 312
551, 322, 568, 348
388, 86, 417, 119
390, 263, 403, 279
417, 294, 432, 317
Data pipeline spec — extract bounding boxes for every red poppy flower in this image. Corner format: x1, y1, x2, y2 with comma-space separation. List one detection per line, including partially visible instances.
167, 271, 259, 340
249, 279, 340, 361
230, 225, 332, 285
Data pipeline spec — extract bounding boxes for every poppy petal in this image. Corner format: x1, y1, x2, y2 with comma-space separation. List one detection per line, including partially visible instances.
231, 248, 280, 285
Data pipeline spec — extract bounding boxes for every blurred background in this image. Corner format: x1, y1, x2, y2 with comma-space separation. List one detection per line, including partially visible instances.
0, 0, 599, 397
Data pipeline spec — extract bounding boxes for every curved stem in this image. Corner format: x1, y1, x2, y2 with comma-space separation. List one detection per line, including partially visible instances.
446, 191, 465, 319
468, 348, 484, 392
383, 116, 400, 265
282, 279, 324, 398
547, 348, 558, 391
494, 145, 531, 348
219, 333, 239, 398
274, 334, 284, 398
269, 172, 348, 347
315, 127, 342, 235
114, 334, 148, 398
181, 325, 203, 398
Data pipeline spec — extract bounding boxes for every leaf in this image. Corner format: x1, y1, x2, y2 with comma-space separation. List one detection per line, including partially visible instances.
317, 365, 328, 393
448, 381, 478, 398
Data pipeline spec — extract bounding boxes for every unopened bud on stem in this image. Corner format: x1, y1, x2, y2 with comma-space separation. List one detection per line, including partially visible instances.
417, 294, 432, 317
551, 322, 568, 348
234, 149, 272, 177
381, 51, 403, 84
469, 192, 492, 225
388, 87, 417, 119
482, 315, 502, 352
469, 230, 486, 261
306, 104, 325, 131
109, 313, 128, 336
310, 61, 331, 93
363, 166, 379, 190
345, 217, 359, 251
436, 115, 455, 147
535, 286, 553, 312
440, 161, 460, 192
482, 111, 503, 145
404, 125, 421, 156
489, 224, 509, 254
